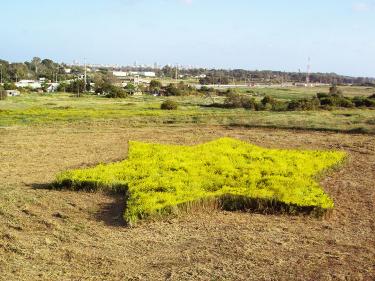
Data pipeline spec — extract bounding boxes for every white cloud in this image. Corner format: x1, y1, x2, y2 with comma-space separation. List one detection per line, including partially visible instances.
181, 0, 193, 5
353, 2, 373, 12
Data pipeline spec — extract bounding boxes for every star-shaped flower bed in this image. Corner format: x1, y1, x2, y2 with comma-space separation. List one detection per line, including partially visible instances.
56, 138, 347, 225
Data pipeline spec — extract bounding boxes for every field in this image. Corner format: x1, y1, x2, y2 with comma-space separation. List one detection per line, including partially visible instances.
1, 86, 375, 280
0, 86, 375, 133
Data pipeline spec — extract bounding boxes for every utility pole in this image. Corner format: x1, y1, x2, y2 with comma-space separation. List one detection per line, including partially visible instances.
77, 76, 80, 98
306, 57, 311, 86
84, 58, 87, 92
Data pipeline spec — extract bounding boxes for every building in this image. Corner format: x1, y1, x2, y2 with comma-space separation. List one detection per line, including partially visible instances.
6, 90, 21, 96
113, 71, 129, 79
142, 71, 156, 78
15, 80, 42, 89
113, 71, 156, 79
46, 83, 60, 93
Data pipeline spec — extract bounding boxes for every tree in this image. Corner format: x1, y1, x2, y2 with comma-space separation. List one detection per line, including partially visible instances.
31, 57, 42, 74
57, 82, 68, 92
66, 79, 85, 96
165, 83, 181, 96
125, 83, 136, 95
0, 60, 10, 83
4, 83, 17, 90
0, 90, 7, 100
9, 63, 28, 81
149, 80, 162, 95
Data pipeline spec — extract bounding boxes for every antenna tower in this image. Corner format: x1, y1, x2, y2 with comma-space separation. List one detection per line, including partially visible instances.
306, 57, 311, 86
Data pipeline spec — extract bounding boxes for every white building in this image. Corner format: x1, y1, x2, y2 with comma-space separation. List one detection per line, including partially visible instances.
113, 71, 156, 78
6, 90, 21, 96
142, 71, 156, 77
113, 71, 129, 78
15, 80, 42, 89
46, 83, 60, 93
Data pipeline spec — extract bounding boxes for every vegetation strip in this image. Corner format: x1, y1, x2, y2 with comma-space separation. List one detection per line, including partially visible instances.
56, 138, 347, 225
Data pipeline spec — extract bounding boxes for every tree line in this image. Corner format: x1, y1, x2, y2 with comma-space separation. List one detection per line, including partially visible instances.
1, 57, 374, 86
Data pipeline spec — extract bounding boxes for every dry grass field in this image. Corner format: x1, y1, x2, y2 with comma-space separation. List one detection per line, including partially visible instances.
1, 122, 374, 280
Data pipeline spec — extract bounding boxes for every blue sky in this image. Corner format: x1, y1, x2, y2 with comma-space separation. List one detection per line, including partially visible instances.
1, 0, 374, 77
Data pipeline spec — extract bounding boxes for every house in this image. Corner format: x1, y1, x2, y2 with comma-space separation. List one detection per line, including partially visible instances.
114, 71, 156, 79
15, 80, 42, 89
113, 71, 129, 79
46, 83, 60, 93
6, 90, 21, 96
141, 71, 156, 78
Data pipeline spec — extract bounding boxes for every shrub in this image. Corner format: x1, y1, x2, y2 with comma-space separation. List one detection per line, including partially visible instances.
317, 93, 329, 99
287, 98, 320, 111
56, 138, 347, 225
224, 94, 256, 109
224, 94, 242, 108
369, 93, 375, 99
320, 97, 335, 106
161, 100, 178, 110
261, 95, 276, 105
4, 83, 17, 91
352, 97, 375, 107
329, 85, 343, 97
200, 86, 215, 92
105, 86, 127, 98
271, 101, 288, 111
241, 96, 256, 110
335, 97, 354, 108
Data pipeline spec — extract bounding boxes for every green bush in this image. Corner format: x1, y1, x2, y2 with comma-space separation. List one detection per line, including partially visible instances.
261, 95, 276, 105
241, 96, 257, 110
287, 98, 320, 111
352, 97, 375, 107
335, 97, 355, 108
317, 93, 329, 99
320, 97, 335, 106
4, 83, 17, 90
271, 101, 288, 111
104, 85, 127, 98
224, 94, 256, 109
161, 100, 178, 110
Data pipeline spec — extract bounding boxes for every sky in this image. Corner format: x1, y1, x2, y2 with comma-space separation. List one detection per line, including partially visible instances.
1, 0, 374, 77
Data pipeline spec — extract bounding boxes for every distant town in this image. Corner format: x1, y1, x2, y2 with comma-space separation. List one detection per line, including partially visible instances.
1, 57, 374, 98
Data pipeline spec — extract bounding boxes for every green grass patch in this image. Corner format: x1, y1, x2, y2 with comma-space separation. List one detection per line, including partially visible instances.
56, 138, 347, 226
1, 93, 375, 134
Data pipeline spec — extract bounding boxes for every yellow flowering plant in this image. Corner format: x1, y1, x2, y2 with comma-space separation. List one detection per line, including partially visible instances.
56, 138, 347, 225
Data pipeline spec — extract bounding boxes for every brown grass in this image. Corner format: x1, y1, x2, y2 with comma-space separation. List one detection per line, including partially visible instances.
0, 123, 374, 280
